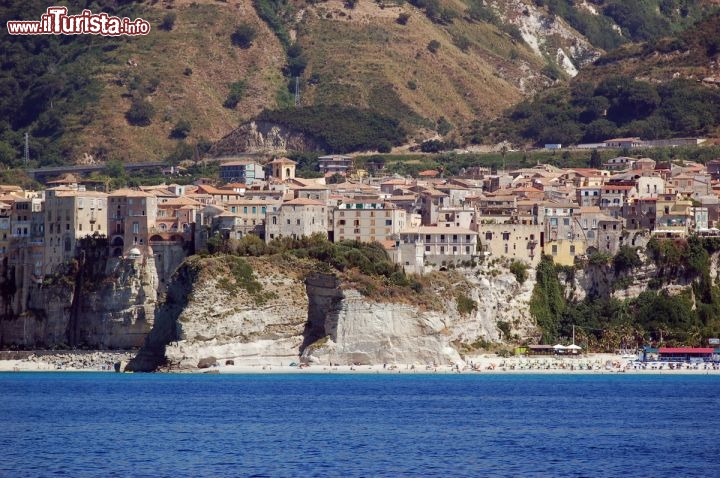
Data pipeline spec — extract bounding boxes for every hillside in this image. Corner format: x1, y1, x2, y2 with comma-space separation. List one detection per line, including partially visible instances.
1, 0, 718, 165
480, 12, 720, 146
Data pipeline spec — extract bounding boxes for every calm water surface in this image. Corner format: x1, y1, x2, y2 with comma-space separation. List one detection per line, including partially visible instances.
1, 373, 718, 477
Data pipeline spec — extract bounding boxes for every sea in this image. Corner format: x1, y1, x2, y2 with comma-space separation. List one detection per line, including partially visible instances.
1, 372, 717, 478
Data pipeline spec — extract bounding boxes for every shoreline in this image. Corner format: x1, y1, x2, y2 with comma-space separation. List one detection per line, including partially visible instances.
2, 351, 720, 375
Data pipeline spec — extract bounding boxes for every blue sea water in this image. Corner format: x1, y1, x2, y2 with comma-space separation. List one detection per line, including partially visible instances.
1, 373, 718, 477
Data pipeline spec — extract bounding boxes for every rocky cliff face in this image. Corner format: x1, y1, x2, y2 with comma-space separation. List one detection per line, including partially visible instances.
128, 256, 537, 370
209, 121, 320, 156
0, 257, 158, 349
302, 268, 536, 365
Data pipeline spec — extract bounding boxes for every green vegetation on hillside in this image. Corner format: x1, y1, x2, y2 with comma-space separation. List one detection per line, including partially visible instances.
487, 76, 720, 145
538, 0, 715, 49
257, 105, 406, 153
205, 233, 424, 298
0, 1, 142, 167
530, 238, 720, 350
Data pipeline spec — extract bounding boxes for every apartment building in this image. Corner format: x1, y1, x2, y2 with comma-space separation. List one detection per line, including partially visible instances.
44, 187, 108, 272
398, 226, 478, 272
265, 198, 327, 241
219, 160, 265, 185
107, 189, 157, 258
332, 200, 406, 243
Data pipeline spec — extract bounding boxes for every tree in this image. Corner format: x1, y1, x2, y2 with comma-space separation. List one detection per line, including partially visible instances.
427, 40, 441, 53
231, 24, 257, 49
396, 13, 411, 25
589, 149, 602, 168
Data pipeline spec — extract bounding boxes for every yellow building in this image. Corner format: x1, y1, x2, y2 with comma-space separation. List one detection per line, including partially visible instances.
543, 239, 585, 266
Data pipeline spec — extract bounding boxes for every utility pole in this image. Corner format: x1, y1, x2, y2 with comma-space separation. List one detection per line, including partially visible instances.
294, 76, 300, 107
24, 132, 29, 165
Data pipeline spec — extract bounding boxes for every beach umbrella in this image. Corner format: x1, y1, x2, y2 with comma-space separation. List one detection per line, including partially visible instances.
553, 344, 566, 350
567, 344, 582, 350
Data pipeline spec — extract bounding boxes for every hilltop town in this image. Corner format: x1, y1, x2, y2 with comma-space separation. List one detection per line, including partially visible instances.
1, 148, 719, 288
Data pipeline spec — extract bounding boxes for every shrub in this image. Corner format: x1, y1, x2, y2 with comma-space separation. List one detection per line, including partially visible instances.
377, 141, 392, 153
231, 24, 257, 49
613, 246, 641, 274
125, 98, 155, 126
170, 119, 191, 139
223, 81, 246, 109
160, 12, 177, 31
453, 34, 471, 52
508, 260, 528, 285
456, 293, 477, 315
427, 39, 441, 53
396, 12, 410, 25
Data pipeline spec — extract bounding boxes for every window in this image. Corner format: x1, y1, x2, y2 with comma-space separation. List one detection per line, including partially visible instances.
551, 245, 558, 255
563, 218, 570, 226
252, 207, 257, 214
296, 219, 300, 225
261, 207, 266, 215
132, 222, 139, 234
243, 207, 248, 214
485, 232, 492, 240
385, 220, 392, 226
79, 224, 82, 231
502, 232, 510, 241
570, 245, 575, 256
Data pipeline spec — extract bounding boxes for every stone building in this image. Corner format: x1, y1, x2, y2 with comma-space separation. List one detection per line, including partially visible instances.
107, 189, 157, 258
44, 186, 108, 272
265, 198, 327, 241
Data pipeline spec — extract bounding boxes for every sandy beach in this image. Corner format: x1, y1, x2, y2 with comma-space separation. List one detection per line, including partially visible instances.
2, 351, 720, 375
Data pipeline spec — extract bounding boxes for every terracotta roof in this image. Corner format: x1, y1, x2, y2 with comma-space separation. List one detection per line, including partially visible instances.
109, 188, 155, 197
268, 157, 297, 165
283, 198, 325, 206
418, 170, 439, 177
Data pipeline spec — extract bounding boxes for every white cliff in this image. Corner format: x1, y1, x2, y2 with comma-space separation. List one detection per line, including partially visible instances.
131, 255, 538, 371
